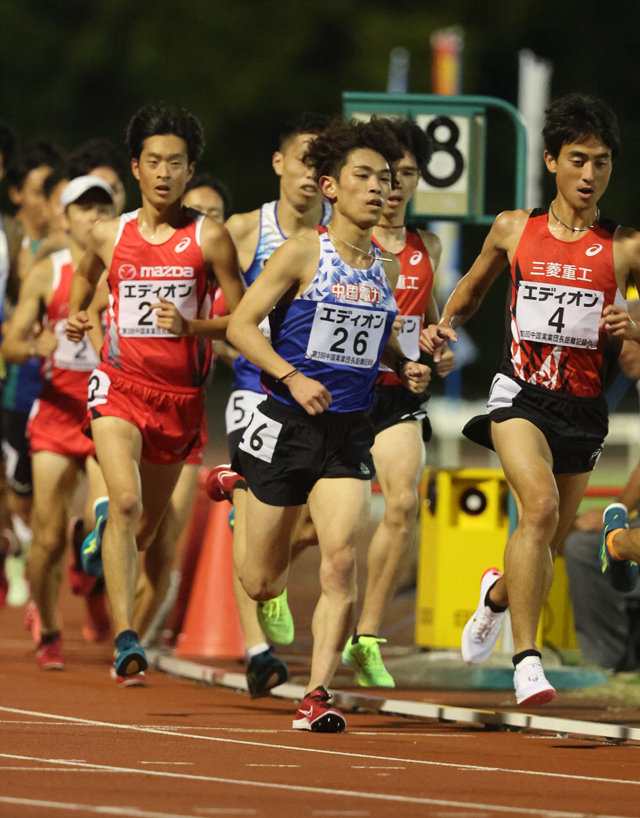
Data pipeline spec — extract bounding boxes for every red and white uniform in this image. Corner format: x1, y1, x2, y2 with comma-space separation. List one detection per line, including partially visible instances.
374, 228, 434, 387
101, 209, 213, 388
28, 249, 99, 458
504, 208, 619, 397
88, 210, 214, 465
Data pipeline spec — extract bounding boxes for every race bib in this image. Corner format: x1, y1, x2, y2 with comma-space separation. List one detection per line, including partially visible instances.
306, 303, 387, 368
516, 282, 603, 349
238, 406, 282, 464
225, 390, 265, 435
379, 314, 421, 372
52, 319, 99, 372
87, 368, 111, 409
118, 279, 198, 337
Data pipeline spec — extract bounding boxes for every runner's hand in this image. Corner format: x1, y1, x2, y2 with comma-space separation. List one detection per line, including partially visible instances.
66, 311, 92, 342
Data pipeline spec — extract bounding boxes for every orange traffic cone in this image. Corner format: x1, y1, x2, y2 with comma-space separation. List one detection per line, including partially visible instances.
175, 498, 245, 659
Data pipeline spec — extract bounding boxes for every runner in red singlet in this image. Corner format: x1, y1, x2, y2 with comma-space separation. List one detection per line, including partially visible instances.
1, 176, 115, 669
421, 93, 640, 707
65, 103, 244, 680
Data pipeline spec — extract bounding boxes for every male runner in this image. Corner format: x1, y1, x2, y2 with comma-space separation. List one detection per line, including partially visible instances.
421, 93, 640, 706
2, 175, 115, 668
227, 116, 430, 732
207, 113, 331, 698
65, 102, 244, 680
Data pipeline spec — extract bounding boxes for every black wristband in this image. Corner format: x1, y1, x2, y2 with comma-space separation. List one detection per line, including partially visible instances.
394, 356, 410, 377
276, 368, 298, 384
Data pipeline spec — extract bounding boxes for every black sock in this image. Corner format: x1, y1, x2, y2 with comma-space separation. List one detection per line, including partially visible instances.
232, 478, 247, 493
40, 631, 60, 645
512, 649, 541, 668
484, 580, 508, 613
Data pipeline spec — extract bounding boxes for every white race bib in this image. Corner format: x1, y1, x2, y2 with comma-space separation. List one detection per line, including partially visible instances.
306, 303, 387, 368
118, 279, 198, 337
52, 319, 99, 371
379, 314, 421, 372
516, 282, 603, 349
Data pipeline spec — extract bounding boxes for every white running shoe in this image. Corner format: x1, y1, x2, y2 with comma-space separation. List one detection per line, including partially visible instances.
514, 656, 556, 707
461, 567, 506, 663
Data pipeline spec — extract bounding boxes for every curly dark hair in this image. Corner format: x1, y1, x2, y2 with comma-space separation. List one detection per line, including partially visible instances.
303, 116, 404, 182
126, 102, 205, 163
5, 140, 63, 190
65, 137, 128, 184
543, 94, 620, 160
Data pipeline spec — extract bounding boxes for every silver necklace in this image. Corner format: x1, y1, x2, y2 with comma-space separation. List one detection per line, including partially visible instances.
328, 227, 374, 260
550, 202, 599, 233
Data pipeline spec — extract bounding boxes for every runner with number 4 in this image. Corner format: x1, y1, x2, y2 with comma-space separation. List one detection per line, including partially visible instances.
421, 93, 640, 707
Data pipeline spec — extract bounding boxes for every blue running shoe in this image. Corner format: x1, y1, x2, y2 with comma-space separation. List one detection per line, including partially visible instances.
81, 497, 109, 577
114, 629, 148, 677
246, 647, 289, 698
600, 503, 639, 592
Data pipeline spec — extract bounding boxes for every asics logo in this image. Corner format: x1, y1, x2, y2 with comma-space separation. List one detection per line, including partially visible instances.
409, 250, 423, 266
299, 707, 314, 717
175, 237, 191, 253
585, 243, 603, 257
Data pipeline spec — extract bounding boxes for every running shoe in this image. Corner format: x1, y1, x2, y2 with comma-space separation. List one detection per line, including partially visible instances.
461, 567, 507, 663
600, 503, 639, 592
110, 665, 147, 687
257, 588, 294, 644
513, 655, 556, 706
292, 686, 346, 732
81, 498, 109, 577
36, 633, 65, 670
341, 633, 395, 688
205, 464, 245, 502
246, 647, 289, 697
5, 552, 28, 607
114, 630, 148, 677
81, 587, 111, 643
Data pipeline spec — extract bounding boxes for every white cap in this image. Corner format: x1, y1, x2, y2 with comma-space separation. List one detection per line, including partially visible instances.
60, 175, 114, 209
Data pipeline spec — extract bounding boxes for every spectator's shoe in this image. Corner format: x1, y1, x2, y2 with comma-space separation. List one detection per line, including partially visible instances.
600, 503, 639, 592
36, 633, 65, 670
461, 567, 506, 663
205, 464, 245, 502
514, 656, 556, 707
292, 686, 346, 733
81, 587, 111, 643
257, 589, 294, 645
110, 665, 147, 687
81, 498, 109, 577
341, 633, 395, 688
114, 630, 148, 678
246, 647, 289, 697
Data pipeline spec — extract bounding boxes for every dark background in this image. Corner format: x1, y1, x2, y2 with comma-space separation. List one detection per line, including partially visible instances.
2, 0, 637, 402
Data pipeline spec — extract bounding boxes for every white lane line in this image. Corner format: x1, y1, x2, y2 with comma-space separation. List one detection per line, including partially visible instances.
139, 761, 194, 766
0, 796, 199, 817
0, 754, 631, 818
0, 705, 638, 790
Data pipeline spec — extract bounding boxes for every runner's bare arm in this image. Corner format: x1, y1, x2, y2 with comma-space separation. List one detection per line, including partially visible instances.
419, 210, 524, 354
1, 258, 57, 363
67, 219, 116, 341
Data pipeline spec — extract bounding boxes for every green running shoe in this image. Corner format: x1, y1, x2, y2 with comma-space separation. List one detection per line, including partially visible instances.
257, 588, 294, 645
342, 633, 395, 688
81, 497, 109, 577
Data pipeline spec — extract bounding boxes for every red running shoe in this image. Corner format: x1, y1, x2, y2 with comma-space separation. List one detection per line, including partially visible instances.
292, 686, 346, 732
36, 634, 65, 670
205, 464, 244, 502
110, 665, 146, 687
